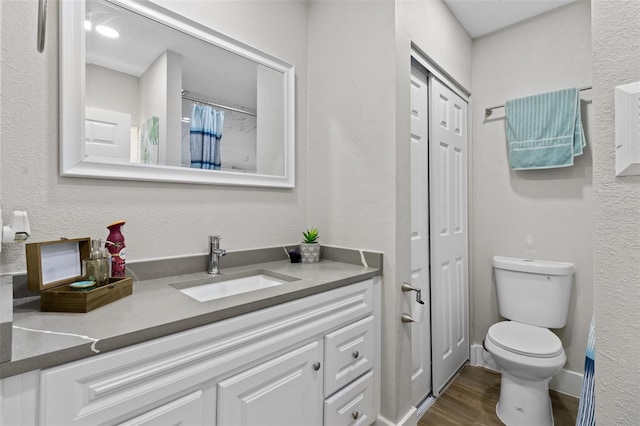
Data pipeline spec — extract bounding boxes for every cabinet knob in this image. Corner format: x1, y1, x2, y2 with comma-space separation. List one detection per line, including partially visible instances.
352, 350, 360, 359
352, 411, 359, 420
313, 361, 321, 371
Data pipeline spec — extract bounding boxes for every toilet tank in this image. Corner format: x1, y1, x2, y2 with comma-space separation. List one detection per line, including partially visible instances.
493, 256, 575, 328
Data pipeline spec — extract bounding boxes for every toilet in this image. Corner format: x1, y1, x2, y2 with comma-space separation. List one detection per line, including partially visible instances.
485, 256, 574, 426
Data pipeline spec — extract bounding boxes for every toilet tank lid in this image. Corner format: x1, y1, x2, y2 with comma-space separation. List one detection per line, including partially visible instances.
493, 256, 575, 276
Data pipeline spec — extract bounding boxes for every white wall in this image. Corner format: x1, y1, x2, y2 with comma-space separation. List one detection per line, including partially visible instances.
256, 65, 285, 176
470, 1, 593, 377
86, 64, 140, 124
0, 0, 308, 273
138, 51, 168, 165
307, 0, 472, 422
592, 0, 640, 423
165, 50, 182, 167
306, 0, 401, 421
396, 0, 472, 90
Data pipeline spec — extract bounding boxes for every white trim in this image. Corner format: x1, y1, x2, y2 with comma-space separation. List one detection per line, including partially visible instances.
550, 368, 583, 398
376, 406, 418, 426
470, 343, 583, 398
415, 395, 436, 419
410, 44, 470, 102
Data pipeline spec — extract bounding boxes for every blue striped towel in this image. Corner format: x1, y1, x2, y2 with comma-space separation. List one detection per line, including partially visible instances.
505, 88, 586, 170
576, 316, 595, 426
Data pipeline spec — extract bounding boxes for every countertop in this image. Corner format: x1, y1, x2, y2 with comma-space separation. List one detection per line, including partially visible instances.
1, 257, 381, 379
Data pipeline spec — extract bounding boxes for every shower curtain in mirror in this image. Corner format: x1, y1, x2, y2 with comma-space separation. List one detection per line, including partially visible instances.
190, 104, 224, 170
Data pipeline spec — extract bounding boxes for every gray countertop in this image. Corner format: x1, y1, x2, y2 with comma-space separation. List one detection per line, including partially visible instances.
1, 256, 380, 379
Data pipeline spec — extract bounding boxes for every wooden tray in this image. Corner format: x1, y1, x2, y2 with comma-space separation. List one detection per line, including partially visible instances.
39, 277, 133, 313
26, 238, 133, 313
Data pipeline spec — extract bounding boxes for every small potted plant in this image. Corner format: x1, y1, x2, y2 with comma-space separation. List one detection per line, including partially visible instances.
300, 227, 320, 263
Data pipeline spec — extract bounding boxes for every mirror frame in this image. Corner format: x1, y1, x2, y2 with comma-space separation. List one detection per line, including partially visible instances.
60, 0, 295, 188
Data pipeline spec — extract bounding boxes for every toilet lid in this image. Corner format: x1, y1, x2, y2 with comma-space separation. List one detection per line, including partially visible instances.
487, 321, 564, 358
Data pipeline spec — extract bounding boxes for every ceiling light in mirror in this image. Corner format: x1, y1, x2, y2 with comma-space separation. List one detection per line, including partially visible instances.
95, 24, 119, 38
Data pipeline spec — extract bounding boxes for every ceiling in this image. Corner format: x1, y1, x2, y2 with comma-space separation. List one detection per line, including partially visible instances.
86, 0, 258, 109
442, 0, 577, 38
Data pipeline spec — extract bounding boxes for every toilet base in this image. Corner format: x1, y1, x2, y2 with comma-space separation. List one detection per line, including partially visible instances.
496, 371, 554, 426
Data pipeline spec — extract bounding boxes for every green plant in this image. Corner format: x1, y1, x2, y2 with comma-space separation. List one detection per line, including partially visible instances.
302, 227, 319, 244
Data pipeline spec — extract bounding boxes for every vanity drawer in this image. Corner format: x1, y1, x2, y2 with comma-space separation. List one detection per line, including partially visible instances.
324, 370, 374, 426
324, 315, 374, 396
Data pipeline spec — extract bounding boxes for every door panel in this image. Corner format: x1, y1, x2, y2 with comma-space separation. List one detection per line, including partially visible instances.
85, 107, 132, 160
430, 76, 469, 396
409, 64, 432, 405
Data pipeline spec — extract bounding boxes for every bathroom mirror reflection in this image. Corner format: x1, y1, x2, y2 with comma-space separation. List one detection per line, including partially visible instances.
60, 0, 295, 187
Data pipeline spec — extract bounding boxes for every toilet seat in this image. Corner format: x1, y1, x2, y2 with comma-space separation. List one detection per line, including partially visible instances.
487, 321, 563, 358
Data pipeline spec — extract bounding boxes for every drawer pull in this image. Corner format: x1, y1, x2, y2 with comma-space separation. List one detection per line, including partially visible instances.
352, 350, 360, 359
352, 411, 359, 419
313, 362, 321, 371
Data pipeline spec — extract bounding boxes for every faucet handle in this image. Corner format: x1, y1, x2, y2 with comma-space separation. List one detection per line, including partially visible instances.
209, 235, 221, 243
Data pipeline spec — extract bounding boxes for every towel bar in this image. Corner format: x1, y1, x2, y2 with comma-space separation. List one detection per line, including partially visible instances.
485, 86, 592, 117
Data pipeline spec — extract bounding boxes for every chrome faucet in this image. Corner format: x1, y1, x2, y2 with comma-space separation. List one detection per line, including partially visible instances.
208, 235, 226, 275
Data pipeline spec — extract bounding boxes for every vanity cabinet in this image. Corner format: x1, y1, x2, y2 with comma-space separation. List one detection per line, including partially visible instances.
217, 341, 324, 425
29, 278, 379, 426
118, 391, 206, 426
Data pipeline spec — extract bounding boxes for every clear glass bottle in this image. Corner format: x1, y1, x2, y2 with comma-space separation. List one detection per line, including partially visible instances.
83, 239, 109, 286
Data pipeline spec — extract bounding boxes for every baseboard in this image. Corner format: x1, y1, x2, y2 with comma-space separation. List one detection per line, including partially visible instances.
549, 368, 583, 398
415, 395, 436, 419
470, 343, 582, 398
376, 406, 418, 426
470, 342, 500, 371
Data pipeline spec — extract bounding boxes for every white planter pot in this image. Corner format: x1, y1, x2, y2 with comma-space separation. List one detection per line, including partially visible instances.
300, 243, 320, 263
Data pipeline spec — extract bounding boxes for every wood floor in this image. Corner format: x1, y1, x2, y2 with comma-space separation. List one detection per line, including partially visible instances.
418, 366, 580, 426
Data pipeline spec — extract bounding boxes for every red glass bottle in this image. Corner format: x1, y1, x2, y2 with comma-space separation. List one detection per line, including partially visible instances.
106, 220, 126, 278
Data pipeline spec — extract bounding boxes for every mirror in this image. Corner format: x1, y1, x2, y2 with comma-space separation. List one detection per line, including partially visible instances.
60, 0, 295, 187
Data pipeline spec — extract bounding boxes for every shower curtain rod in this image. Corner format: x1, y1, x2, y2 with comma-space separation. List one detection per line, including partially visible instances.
484, 86, 592, 117
182, 91, 257, 117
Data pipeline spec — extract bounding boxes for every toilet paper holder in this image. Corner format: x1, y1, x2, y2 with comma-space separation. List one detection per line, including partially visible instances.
401, 282, 423, 303
401, 282, 425, 323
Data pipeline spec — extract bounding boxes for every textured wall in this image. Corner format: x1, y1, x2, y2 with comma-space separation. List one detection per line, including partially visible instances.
396, 0, 472, 90
0, 1, 309, 274
592, 0, 640, 423
471, 1, 593, 378
306, 1, 401, 420
306, 0, 471, 422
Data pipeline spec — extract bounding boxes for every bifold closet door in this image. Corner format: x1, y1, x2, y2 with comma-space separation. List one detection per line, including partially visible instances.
429, 76, 469, 397
409, 64, 432, 405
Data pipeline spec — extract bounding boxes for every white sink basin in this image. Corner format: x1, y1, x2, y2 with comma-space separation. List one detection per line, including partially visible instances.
176, 273, 295, 302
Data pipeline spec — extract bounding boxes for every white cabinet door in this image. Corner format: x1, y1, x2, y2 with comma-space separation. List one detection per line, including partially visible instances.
217, 341, 324, 426
118, 391, 204, 426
